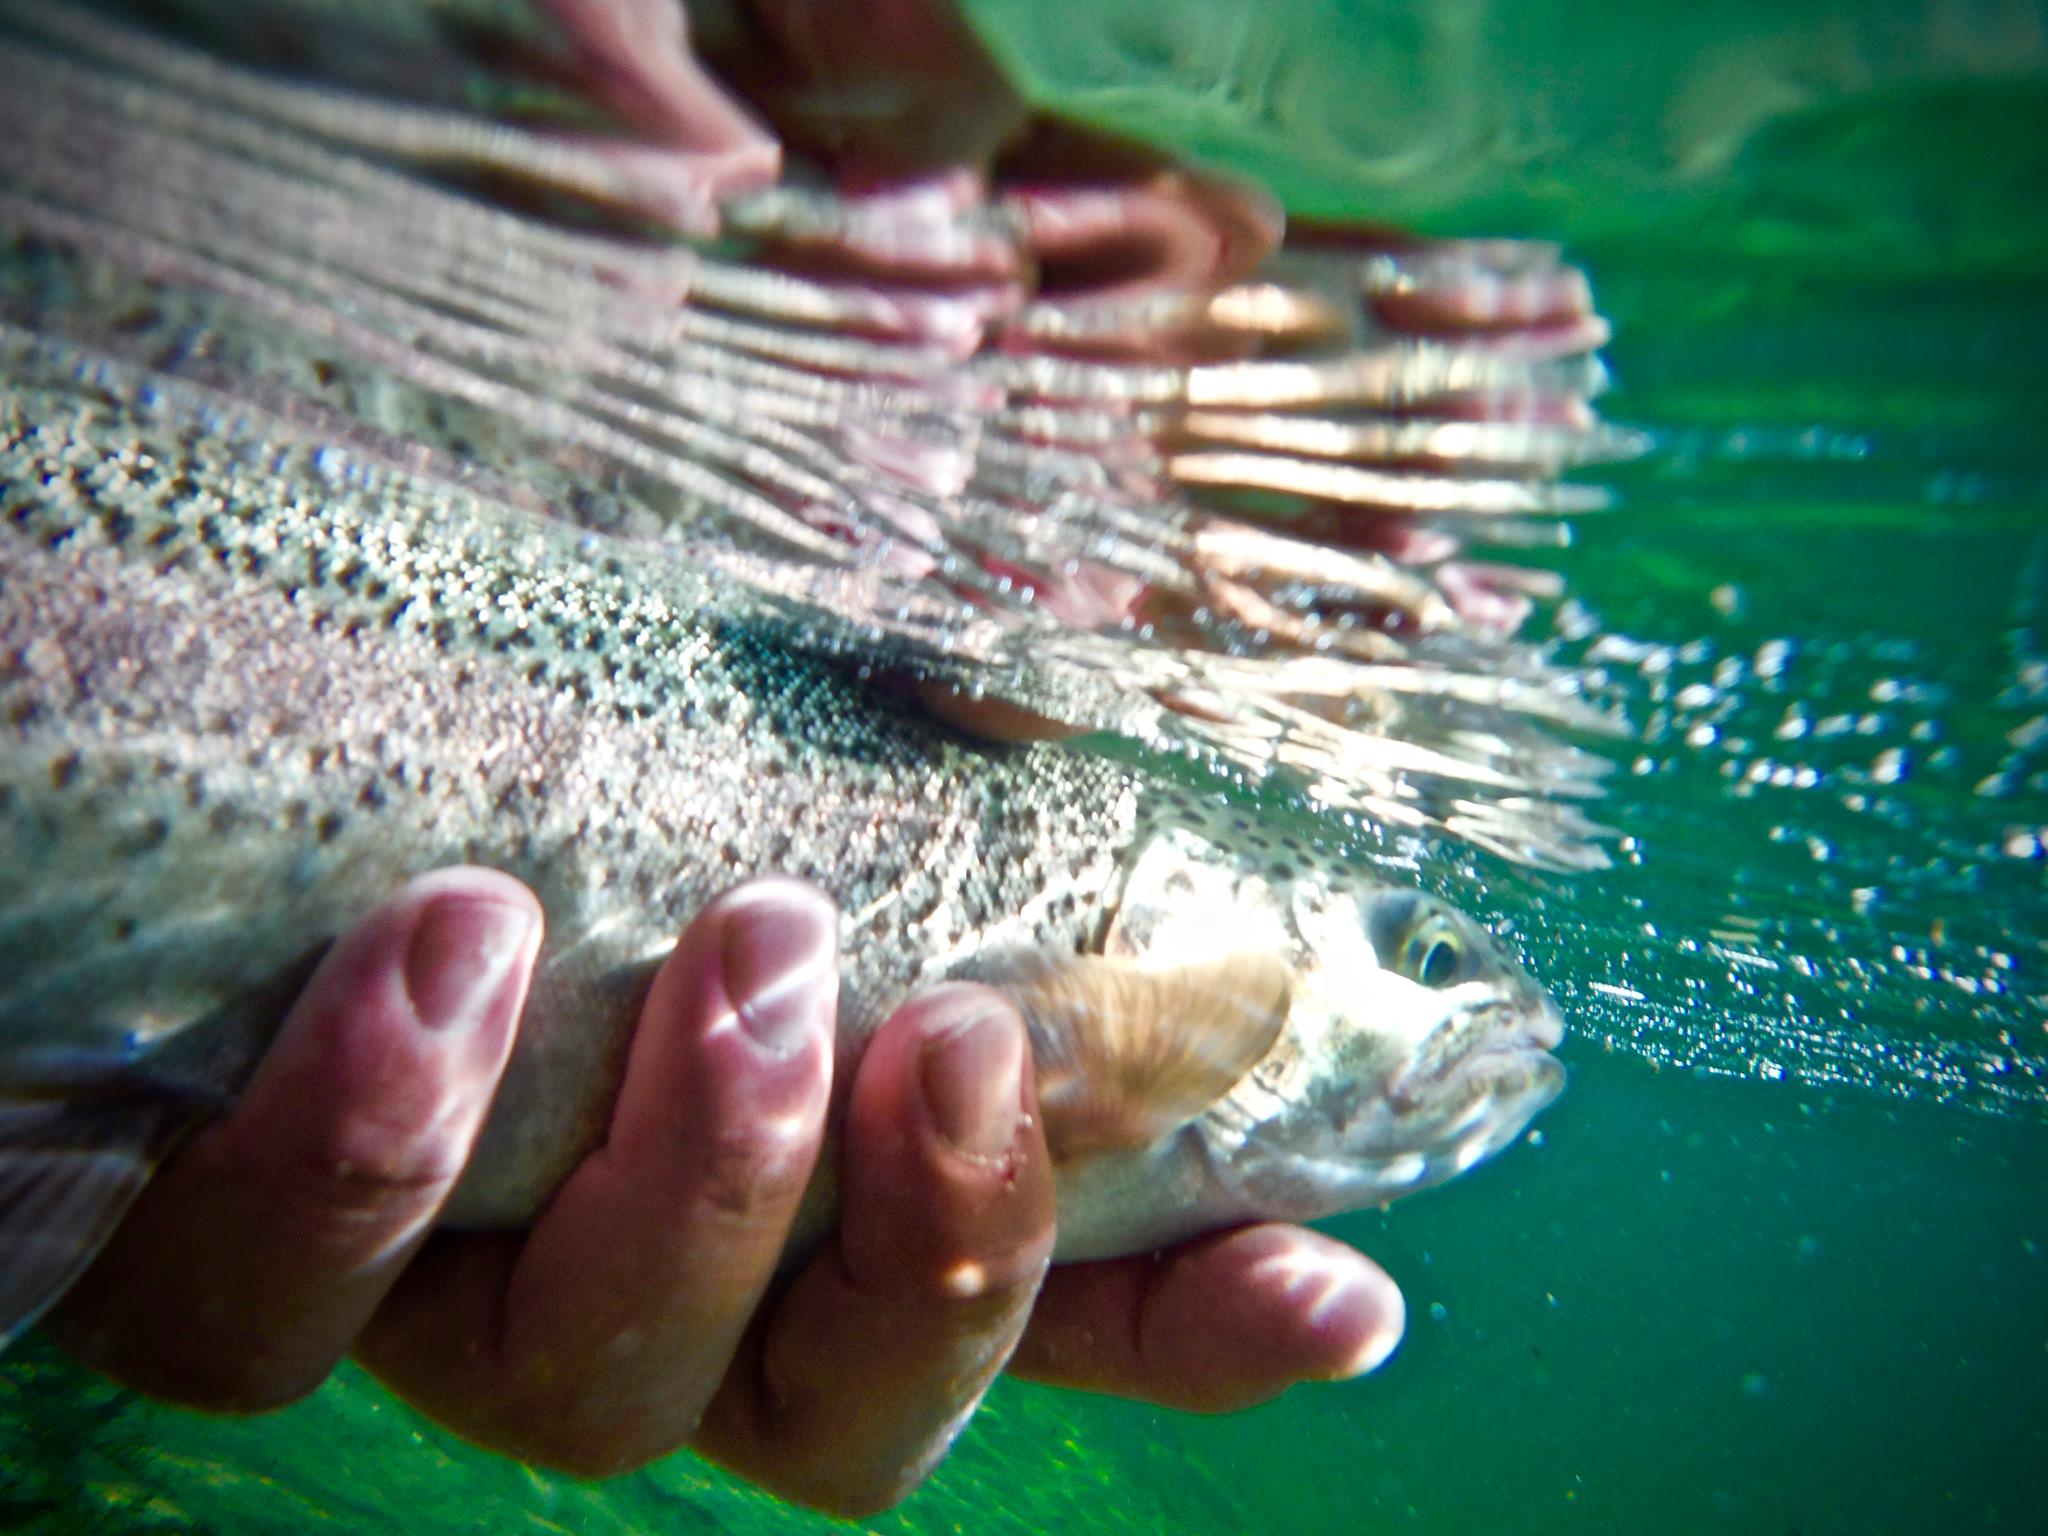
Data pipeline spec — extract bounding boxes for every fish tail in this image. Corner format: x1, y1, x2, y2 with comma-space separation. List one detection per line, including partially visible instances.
0, 1081, 204, 1352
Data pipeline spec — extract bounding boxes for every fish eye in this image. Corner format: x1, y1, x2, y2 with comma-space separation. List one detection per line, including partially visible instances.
1400, 916, 1464, 987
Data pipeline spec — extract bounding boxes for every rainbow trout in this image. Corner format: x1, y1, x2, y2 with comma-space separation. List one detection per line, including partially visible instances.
0, 0, 1619, 1349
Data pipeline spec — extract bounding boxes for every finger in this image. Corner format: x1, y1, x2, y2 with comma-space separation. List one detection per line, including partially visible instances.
1002, 175, 1281, 297
745, 174, 1027, 289
524, 0, 779, 233
1010, 1223, 1405, 1412
695, 984, 1054, 1517
1372, 255, 1598, 336
48, 869, 541, 1411
357, 878, 839, 1478
915, 682, 1089, 743
701, 0, 1030, 177
540, 0, 780, 174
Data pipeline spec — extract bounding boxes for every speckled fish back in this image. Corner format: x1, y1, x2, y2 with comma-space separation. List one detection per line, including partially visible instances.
0, 331, 1146, 1219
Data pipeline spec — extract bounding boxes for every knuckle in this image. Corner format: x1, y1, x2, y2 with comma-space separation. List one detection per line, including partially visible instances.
878, 1180, 1055, 1306
909, 1241, 1051, 1314
690, 1121, 815, 1229
258, 1112, 468, 1243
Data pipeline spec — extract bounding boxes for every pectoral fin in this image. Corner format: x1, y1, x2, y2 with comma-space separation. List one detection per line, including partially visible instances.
991, 951, 1293, 1161
0, 1095, 192, 1351
0, 951, 317, 1352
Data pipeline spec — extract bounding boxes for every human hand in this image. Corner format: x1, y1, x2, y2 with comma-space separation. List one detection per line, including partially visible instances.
48, 868, 1403, 1516
538, 0, 1280, 300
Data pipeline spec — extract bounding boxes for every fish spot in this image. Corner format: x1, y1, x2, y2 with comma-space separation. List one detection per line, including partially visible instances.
119, 815, 171, 854
111, 301, 163, 334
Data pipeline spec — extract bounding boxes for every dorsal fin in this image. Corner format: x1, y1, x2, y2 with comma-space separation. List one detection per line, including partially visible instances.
988, 952, 1294, 1160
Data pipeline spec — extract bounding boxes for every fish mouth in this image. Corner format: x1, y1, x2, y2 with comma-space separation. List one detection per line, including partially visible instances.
1415, 1036, 1564, 1130
1447, 980, 1565, 1090
1351, 1044, 1563, 1196
1453, 1040, 1566, 1101
1416, 1047, 1564, 1176
1396, 982, 1564, 1095
1523, 994, 1567, 1051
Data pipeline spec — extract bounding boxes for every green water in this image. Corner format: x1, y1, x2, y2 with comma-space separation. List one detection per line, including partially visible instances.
6, 3, 2048, 1532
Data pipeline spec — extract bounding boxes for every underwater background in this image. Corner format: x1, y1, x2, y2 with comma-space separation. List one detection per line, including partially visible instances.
4, 1, 2045, 1531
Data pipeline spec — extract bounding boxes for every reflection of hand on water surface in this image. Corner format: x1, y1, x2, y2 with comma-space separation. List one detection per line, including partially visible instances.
547, 0, 1284, 301
46, 867, 1403, 1516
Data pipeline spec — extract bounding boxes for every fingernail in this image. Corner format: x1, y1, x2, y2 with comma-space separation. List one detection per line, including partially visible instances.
405, 896, 536, 1032
1343, 1270, 1408, 1378
919, 995, 1024, 1163
718, 880, 837, 1057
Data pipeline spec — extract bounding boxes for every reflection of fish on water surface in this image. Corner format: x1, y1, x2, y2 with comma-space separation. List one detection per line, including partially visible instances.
0, 0, 1641, 1349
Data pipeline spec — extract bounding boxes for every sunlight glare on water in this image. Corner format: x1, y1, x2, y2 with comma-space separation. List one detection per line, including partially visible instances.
1512, 499, 2048, 1117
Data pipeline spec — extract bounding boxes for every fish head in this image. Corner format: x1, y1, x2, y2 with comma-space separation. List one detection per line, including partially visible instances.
1100, 825, 1565, 1222
1270, 881, 1566, 1196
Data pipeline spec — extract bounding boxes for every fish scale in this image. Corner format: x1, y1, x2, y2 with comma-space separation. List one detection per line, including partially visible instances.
1, 367, 1147, 1233
0, 0, 1590, 1348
